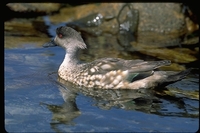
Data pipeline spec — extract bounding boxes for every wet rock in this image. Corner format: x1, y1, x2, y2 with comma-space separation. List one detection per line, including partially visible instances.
130, 3, 198, 47
132, 3, 197, 34
49, 3, 124, 33
5, 17, 50, 48
126, 3, 198, 47
66, 13, 105, 35
60, 3, 121, 21
131, 42, 198, 64
50, 3, 199, 47
6, 3, 61, 13
159, 63, 186, 71
4, 3, 199, 65
5, 18, 46, 36
74, 13, 104, 27
5, 36, 50, 49
116, 4, 139, 48
182, 34, 199, 45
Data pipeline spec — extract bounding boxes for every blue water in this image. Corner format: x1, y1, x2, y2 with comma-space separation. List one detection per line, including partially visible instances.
4, 46, 199, 132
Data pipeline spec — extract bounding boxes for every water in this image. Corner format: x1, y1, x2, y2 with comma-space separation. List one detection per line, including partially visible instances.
4, 44, 199, 132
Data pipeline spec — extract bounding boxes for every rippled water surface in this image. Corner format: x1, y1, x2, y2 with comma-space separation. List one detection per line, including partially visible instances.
4, 44, 199, 132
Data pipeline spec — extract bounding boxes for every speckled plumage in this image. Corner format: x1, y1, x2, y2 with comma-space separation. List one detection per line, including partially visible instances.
45, 26, 191, 89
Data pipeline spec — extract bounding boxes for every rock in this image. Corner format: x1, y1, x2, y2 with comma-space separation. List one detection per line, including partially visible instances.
5, 18, 47, 36
4, 36, 50, 49
4, 3, 198, 65
48, 3, 198, 47
131, 42, 198, 63
4, 17, 50, 48
6, 3, 61, 13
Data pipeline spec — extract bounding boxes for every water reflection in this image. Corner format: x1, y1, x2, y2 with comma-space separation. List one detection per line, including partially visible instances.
41, 72, 198, 131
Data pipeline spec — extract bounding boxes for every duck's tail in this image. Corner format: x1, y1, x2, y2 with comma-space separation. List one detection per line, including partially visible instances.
159, 68, 192, 87
167, 68, 191, 81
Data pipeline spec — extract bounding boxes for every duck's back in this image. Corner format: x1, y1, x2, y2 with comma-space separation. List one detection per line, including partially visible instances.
58, 58, 190, 89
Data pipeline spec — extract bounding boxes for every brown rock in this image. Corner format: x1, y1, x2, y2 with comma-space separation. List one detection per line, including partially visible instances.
6, 3, 61, 13
131, 42, 197, 63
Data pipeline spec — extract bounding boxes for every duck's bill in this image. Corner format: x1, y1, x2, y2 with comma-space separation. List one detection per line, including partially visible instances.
43, 40, 57, 48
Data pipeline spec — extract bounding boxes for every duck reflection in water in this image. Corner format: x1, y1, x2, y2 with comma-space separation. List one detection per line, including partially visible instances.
40, 72, 189, 132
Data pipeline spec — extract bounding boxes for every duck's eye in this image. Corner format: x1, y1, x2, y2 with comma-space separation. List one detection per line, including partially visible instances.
58, 33, 63, 38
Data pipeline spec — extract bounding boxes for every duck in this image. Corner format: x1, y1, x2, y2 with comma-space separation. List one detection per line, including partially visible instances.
44, 26, 191, 89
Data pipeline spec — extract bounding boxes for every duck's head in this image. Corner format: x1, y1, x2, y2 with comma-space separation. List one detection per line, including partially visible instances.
43, 26, 87, 50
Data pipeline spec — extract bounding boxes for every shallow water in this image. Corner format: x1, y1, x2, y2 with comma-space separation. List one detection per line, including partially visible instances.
4, 43, 199, 132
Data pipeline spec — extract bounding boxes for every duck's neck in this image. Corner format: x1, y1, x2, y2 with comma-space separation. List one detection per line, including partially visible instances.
61, 48, 81, 67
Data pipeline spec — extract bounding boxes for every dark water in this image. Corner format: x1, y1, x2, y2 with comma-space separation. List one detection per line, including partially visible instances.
4, 43, 199, 132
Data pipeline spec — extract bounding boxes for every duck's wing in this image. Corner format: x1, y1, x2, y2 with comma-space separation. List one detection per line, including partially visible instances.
84, 58, 171, 82
123, 59, 171, 72
123, 59, 171, 82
